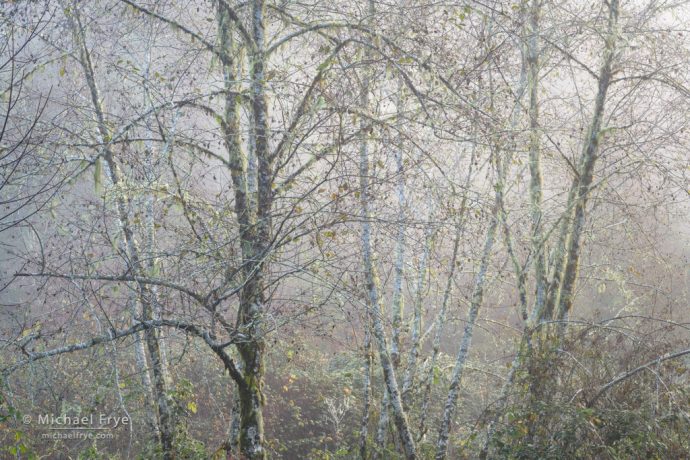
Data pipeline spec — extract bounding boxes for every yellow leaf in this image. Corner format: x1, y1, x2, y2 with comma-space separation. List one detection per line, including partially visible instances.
187, 401, 197, 414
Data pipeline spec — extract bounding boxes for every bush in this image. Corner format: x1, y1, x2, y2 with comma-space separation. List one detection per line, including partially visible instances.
486, 326, 690, 459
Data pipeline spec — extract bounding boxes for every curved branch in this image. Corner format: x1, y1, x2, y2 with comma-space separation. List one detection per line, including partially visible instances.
267, 22, 349, 55
588, 347, 690, 406
15, 271, 206, 304
119, 0, 223, 60
3, 319, 247, 387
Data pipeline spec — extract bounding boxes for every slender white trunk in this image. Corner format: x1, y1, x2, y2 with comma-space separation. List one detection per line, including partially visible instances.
401, 220, 434, 407
358, 5, 416, 452
417, 223, 460, 440
65, 4, 175, 456
418, 141, 477, 440
435, 15, 520, 456
128, 293, 157, 434
375, 78, 407, 456
359, 146, 417, 458
228, 1, 272, 457
435, 196, 499, 460
390, 79, 406, 369
228, 379, 241, 454
140, 23, 175, 420
359, 323, 373, 459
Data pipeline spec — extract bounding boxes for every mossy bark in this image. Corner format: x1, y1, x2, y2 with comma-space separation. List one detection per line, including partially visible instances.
549, 0, 619, 323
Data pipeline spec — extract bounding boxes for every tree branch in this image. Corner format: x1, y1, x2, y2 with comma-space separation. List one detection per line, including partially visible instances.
588, 347, 690, 406
15, 271, 206, 304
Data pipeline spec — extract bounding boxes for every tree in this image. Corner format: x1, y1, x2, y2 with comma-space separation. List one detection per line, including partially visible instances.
2, 0, 690, 458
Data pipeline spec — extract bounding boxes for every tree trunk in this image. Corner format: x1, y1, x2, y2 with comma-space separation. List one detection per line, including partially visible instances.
375, 387, 390, 454
418, 221, 461, 441
66, 4, 175, 456
418, 141, 476, 441
555, 0, 619, 322
401, 220, 433, 407
376, 78, 406, 455
359, 323, 373, 459
216, 0, 272, 456
359, 147, 417, 459
435, 198, 499, 460
390, 79, 407, 370
435, 15, 524, 455
525, 0, 548, 322
358, 7, 416, 452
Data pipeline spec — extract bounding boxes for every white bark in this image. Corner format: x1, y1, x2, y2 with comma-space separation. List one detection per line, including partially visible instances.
359, 149, 417, 458
358, 3, 416, 453
65, 3, 175, 456
401, 219, 434, 407
435, 196, 499, 460
376, 77, 407, 456
390, 79, 407, 369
